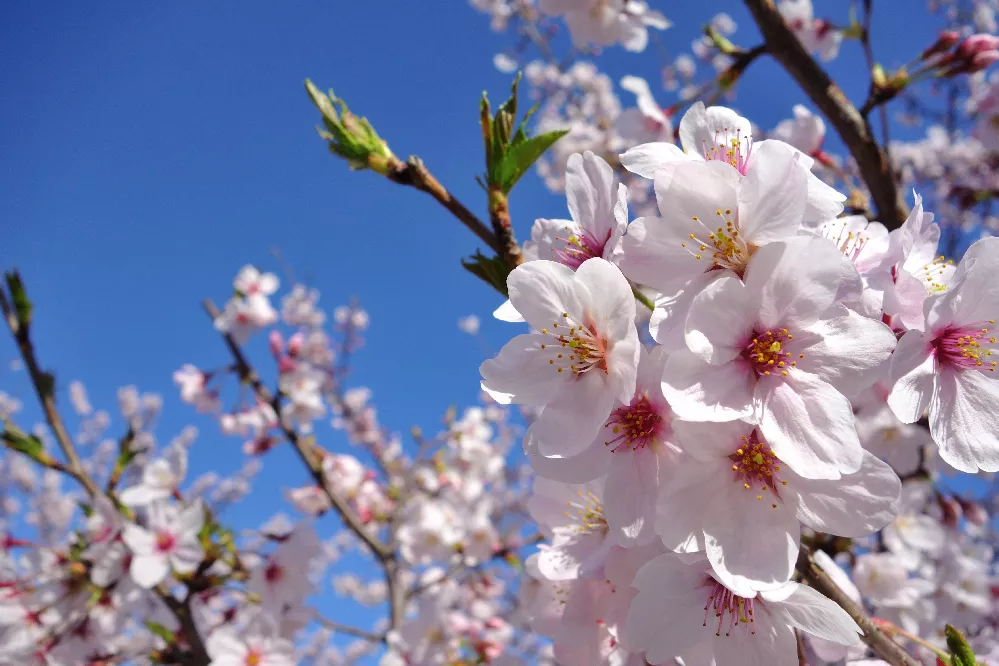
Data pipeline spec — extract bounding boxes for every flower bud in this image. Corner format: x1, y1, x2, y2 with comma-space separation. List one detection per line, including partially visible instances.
972, 50, 999, 72
922, 30, 962, 59
957, 34, 999, 59
268, 330, 284, 358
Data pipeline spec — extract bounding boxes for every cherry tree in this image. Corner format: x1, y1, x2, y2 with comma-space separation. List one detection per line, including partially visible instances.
5, 1, 999, 665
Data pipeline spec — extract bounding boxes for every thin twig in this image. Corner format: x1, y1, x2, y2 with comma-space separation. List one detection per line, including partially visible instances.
795, 546, 920, 666
742, 0, 909, 230
312, 612, 383, 642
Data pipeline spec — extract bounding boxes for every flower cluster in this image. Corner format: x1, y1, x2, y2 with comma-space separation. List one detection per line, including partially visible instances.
482, 101, 999, 664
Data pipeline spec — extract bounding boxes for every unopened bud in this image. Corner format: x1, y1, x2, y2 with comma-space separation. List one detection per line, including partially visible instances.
922, 30, 962, 59
872, 64, 888, 88
268, 330, 284, 358
972, 50, 999, 71
958, 33, 999, 59
287, 332, 304, 357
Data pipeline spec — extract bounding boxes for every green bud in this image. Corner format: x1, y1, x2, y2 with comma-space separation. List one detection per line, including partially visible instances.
305, 79, 397, 173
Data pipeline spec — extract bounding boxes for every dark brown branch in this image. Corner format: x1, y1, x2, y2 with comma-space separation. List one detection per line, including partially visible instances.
742, 0, 909, 230
386, 156, 502, 254
795, 546, 920, 666
202, 300, 404, 633
0, 287, 99, 498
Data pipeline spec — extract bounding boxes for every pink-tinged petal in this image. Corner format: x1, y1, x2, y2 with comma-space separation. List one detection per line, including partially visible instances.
671, 418, 755, 462
656, 460, 715, 552
507, 260, 583, 332
537, 530, 608, 581
744, 237, 843, 330
178, 500, 205, 534
617, 216, 709, 295
119, 483, 168, 507
528, 438, 610, 484
662, 350, 754, 422
758, 372, 863, 480
702, 497, 799, 596
170, 537, 204, 574
803, 171, 847, 228
626, 554, 708, 664
620, 142, 691, 178
770, 584, 861, 645
883, 267, 930, 331
685, 273, 754, 364
574, 257, 638, 341
206, 629, 248, 660
480, 334, 567, 405
530, 376, 620, 457
653, 160, 739, 238
886, 330, 934, 424
791, 451, 900, 537
605, 448, 659, 544
678, 102, 750, 159
796, 307, 896, 398
636, 343, 670, 396
930, 368, 999, 472
650, 271, 727, 352
566, 151, 617, 240
529, 217, 574, 263
737, 140, 807, 244
130, 553, 170, 589
122, 524, 155, 555
712, 622, 798, 666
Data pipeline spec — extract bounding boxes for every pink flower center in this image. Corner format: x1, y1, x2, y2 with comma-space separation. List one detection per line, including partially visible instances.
729, 431, 787, 506
155, 532, 176, 553
933, 321, 998, 371
821, 220, 874, 264
603, 395, 666, 452
703, 580, 756, 636
552, 227, 612, 270
702, 128, 753, 175
264, 561, 284, 584
244, 649, 262, 666
538, 313, 609, 377
742, 328, 798, 377
680, 210, 751, 274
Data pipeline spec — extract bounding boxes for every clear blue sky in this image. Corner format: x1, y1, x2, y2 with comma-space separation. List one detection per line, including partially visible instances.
0, 0, 954, 647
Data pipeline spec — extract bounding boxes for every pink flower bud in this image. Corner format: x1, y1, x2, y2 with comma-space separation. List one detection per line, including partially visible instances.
922, 30, 963, 60
937, 493, 962, 529
363, 469, 377, 482
277, 355, 297, 375
268, 330, 284, 357
972, 50, 999, 71
958, 34, 999, 58
288, 332, 304, 357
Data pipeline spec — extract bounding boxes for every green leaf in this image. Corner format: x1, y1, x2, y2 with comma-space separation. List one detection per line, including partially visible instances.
2, 427, 45, 460
512, 100, 541, 145
495, 129, 569, 193
461, 251, 512, 297
146, 621, 176, 643
946, 624, 977, 666
4, 271, 32, 328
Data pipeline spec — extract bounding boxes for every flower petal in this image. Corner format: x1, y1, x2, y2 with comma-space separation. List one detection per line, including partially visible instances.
662, 350, 754, 421
685, 273, 754, 364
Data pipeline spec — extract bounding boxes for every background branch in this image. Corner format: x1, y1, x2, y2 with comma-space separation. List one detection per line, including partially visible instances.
742, 0, 909, 229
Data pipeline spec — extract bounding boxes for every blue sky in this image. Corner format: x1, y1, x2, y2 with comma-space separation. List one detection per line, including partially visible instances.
0, 0, 959, 648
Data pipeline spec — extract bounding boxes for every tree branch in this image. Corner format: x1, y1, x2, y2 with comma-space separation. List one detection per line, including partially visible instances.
386, 156, 502, 254
0, 285, 100, 498
795, 545, 920, 666
742, 0, 909, 230
202, 300, 406, 633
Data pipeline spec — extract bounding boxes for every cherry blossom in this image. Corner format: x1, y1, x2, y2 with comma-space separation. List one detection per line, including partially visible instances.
122, 500, 205, 588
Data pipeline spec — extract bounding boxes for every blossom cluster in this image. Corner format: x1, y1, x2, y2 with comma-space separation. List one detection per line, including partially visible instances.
481, 100, 999, 664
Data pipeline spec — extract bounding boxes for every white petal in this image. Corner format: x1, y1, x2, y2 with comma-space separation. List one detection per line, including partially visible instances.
797, 307, 896, 398
758, 372, 863, 480
493, 299, 525, 323
130, 553, 170, 589
121, 524, 155, 555
685, 273, 753, 364
771, 584, 861, 645
604, 449, 658, 544
662, 350, 754, 421
703, 497, 799, 596
530, 376, 619, 457
620, 142, 691, 178
617, 216, 708, 295
738, 140, 808, 244
792, 452, 900, 537
886, 330, 934, 424
507, 260, 582, 332
744, 237, 842, 330
528, 438, 610, 483
930, 368, 999, 473
170, 537, 205, 574
119, 483, 169, 507
480, 333, 567, 405
566, 151, 617, 241
650, 271, 726, 352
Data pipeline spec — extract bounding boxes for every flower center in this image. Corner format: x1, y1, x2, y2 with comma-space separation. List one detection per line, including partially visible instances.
742, 329, 798, 377
908, 255, 954, 294
245, 649, 262, 666
552, 227, 612, 270
155, 531, 176, 553
568, 490, 608, 535
603, 395, 666, 452
703, 580, 756, 637
681, 210, 752, 274
539, 313, 609, 377
933, 321, 998, 371
820, 219, 874, 264
264, 561, 284, 584
702, 128, 753, 175
729, 430, 787, 507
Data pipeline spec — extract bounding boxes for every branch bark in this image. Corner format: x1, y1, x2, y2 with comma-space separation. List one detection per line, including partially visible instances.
795, 546, 920, 666
386, 155, 502, 254
742, 0, 909, 230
